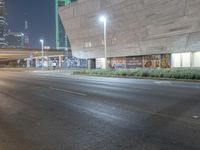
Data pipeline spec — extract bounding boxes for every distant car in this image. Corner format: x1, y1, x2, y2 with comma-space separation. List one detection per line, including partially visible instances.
37, 63, 48, 68
53, 62, 57, 70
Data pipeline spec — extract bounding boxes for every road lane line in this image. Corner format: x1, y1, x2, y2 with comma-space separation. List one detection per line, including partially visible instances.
49, 87, 87, 96
83, 107, 126, 121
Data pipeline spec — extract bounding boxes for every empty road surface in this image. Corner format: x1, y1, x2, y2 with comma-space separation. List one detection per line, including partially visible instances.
0, 70, 200, 150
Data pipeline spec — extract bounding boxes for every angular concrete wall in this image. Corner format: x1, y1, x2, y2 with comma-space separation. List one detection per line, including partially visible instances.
59, 0, 200, 59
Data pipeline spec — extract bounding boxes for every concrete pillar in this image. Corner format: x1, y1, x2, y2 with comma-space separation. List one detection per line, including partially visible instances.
27, 59, 30, 68
47, 56, 49, 68
59, 55, 62, 68
35, 57, 39, 68
88, 59, 96, 69
48, 56, 52, 68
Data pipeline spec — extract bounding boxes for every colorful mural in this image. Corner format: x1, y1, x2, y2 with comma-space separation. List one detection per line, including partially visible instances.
161, 54, 171, 68
110, 57, 126, 69
126, 56, 143, 68
143, 55, 161, 68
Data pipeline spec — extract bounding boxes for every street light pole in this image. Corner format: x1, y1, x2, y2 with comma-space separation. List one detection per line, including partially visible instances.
40, 39, 44, 70
100, 16, 107, 69
104, 18, 107, 69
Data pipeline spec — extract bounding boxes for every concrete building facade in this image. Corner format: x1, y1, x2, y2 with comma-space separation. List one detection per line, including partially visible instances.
59, 0, 200, 68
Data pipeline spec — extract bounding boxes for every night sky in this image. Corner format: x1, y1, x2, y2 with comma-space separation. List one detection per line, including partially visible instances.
7, 0, 55, 48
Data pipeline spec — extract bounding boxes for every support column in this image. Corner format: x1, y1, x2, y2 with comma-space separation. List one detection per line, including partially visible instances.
35, 57, 39, 68
47, 56, 49, 68
27, 58, 30, 68
59, 55, 62, 68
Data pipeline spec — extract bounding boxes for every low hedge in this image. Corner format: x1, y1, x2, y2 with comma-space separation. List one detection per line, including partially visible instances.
74, 68, 200, 80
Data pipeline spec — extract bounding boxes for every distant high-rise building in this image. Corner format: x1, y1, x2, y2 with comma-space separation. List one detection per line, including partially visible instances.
0, 0, 8, 48
24, 14, 30, 48
55, 0, 76, 51
7, 32, 24, 48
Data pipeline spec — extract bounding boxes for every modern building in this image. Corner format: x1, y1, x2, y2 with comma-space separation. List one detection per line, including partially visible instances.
59, 0, 200, 69
24, 16, 30, 48
7, 32, 24, 48
0, 0, 8, 48
55, 0, 76, 49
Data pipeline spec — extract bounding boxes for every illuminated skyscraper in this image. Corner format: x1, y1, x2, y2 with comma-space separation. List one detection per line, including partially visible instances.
0, 0, 8, 47
55, 0, 76, 50
24, 14, 30, 48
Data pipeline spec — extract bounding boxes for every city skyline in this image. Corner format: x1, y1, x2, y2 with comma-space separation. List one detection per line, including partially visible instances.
7, 0, 55, 48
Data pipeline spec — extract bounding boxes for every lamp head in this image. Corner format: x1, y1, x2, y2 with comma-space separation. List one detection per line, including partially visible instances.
40, 39, 44, 43
99, 16, 107, 23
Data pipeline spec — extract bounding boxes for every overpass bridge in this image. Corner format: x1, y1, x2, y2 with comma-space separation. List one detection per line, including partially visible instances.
0, 48, 65, 61
0, 48, 68, 68
0, 48, 87, 68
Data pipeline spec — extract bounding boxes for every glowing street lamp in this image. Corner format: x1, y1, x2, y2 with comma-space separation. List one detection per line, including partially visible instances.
40, 39, 44, 69
99, 16, 107, 69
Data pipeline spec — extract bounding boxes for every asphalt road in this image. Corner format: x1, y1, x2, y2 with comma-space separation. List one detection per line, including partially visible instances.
0, 71, 200, 150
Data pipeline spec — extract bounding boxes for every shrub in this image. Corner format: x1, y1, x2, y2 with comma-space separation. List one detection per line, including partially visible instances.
74, 68, 200, 80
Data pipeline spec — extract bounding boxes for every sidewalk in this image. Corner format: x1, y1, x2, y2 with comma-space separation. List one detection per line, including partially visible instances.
0, 67, 83, 72
30, 68, 85, 76
0, 68, 26, 72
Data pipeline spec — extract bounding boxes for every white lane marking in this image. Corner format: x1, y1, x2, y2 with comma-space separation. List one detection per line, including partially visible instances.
192, 115, 199, 119
84, 108, 124, 121
131, 87, 151, 91
68, 103, 127, 122
49, 87, 87, 96
154, 81, 172, 85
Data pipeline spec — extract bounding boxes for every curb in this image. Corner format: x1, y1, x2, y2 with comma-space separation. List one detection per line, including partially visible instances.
0, 68, 26, 72
73, 74, 200, 83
